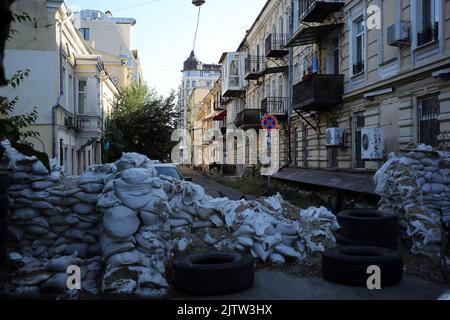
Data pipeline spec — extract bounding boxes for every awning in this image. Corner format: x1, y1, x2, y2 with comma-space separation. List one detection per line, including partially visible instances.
213, 109, 227, 121
204, 109, 224, 121
286, 24, 344, 47
272, 167, 376, 195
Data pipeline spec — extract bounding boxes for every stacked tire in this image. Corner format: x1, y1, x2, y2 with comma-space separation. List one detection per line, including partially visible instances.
0, 172, 8, 264
322, 209, 403, 287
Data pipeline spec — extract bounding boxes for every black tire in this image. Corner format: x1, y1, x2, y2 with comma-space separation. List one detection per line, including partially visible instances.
335, 233, 399, 250
322, 246, 403, 287
337, 209, 398, 241
172, 251, 254, 296
0, 194, 9, 218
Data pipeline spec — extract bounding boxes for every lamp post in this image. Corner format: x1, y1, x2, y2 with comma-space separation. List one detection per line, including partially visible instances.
192, 0, 205, 7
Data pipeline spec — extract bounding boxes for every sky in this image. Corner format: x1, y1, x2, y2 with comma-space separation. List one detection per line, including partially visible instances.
66, 0, 267, 96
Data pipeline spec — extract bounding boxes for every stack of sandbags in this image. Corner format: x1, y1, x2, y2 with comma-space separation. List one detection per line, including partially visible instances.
99, 154, 170, 298
8, 252, 103, 298
375, 145, 450, 264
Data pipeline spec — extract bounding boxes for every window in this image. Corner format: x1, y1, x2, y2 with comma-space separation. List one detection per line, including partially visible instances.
352, 17, 365, 75
229, 58, 239, 87
78, 80, 87, 114
59, 139, 64, 166
417, 0, 439, 46
80, 28, 90, 41
418, 94, 440, 147
192, 80, 197, 87
68, 73, 74, 112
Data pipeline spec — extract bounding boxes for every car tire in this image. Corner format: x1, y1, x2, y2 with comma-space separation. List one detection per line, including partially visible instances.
322, 246, 403, 287
337, 209, 398, 241
172, 251, 254, 296
335, 233, 399, 250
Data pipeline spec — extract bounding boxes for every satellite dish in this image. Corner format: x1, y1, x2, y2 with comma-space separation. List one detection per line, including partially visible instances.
192, 0, 205, 6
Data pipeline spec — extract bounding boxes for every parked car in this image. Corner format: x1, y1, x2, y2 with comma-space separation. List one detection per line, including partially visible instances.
153, 164, 192, 181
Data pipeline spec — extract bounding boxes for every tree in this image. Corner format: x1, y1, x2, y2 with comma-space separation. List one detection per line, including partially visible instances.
103, 83, 180, 163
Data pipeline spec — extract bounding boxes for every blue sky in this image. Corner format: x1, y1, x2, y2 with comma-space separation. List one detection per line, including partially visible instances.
66, 0, 266, 96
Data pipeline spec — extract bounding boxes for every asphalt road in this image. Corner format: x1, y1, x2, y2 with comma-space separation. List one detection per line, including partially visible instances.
179, 167, 256, 200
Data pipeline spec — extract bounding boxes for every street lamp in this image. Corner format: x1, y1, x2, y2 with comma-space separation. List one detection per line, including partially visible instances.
192, 0, 205, 6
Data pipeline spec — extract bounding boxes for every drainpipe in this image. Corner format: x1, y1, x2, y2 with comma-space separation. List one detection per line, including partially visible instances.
52, 11, 72, 159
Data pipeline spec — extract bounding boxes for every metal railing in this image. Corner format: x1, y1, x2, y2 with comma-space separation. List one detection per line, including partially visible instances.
265, 34, 288, 55
245, 55, 265, 75
261, 97, 289, 115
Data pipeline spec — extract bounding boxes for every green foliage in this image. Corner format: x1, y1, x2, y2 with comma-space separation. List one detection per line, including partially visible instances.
0, 69, 50, 172
103, 83, 180, 163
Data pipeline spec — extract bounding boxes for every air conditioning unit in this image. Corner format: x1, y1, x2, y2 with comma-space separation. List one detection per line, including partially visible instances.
326, 128, 345, 147
361, 127, 384, 160
387, 20, 410, 47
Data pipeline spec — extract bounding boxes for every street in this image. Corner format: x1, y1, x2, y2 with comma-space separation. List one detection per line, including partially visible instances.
179, 167, 257, 201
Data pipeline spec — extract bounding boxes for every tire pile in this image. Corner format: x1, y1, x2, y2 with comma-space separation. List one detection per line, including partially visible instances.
322, 209, 403, 287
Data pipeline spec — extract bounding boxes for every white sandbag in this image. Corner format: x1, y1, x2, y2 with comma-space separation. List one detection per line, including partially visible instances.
203, 233, 218, 245
269, 252, 286, 266
64, 229, 86, 241
26, 225, 49, 236
103, 205, 140, 240
180, 182, 205, 205
31, 160, 50, 175
98, 191, 121, 209
106, 250, 148, 267
281, 235, 299, 246
170, 211, 194, 223
65, 243, 89, 259
46, 256, 81, 272
31, 180, 57, 190
276, 221, 300, 235
209, 214, 224, 227
262, 233, 282, 251
18, 189, 49, 200
274, 244, 301, 258
232, 224, 255, 237
140, 211, 164, 226
118, 168, 157, 185
176, 238, 191, 252
12, 208, 40, 220
251, 242, 272, 262
169, 218, 190, 228
236, 236, 254, 247
72, 203, 94, 215
103, 241, 136, 261
263, 193, 284, 211
16, 272, 51, 286
114, 179, 154, 210
191, 220, 212, 229
141, 197, 171, 218
79, 183, 103, 194
74, 192, 98, 204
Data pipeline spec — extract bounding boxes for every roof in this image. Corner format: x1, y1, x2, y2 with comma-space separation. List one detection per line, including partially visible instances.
272, 167, 377, 195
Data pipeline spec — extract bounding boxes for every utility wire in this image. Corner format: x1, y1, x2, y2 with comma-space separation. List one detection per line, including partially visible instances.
192, 6, 201, 52
111, 0, 164, 12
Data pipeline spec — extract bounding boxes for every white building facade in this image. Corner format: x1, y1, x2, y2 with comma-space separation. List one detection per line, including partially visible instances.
0, 0, 119, 175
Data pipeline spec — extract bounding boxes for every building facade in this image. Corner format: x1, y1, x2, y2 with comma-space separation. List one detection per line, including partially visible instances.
178, 51, 221, 129
0, 0, 119, 175
76, 9, 144, 88
199, 0, 450, 185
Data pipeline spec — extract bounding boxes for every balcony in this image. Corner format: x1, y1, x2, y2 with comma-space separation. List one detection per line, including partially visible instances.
234, 108, 262, 130
265, 34, 289, 58
287, 23, 343, 47
65, 115, 82, 131
261, 98, 289, 122
292, 74, 344, 112
299, 0, 345, 24
245, 56, 265, 80
417, 22, 439, 47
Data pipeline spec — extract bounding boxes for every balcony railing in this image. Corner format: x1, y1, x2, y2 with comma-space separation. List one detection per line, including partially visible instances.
417, 22, 439, 47
352, 61, 365, 75
261, 97, 288, 122
265, 34, 289, 58
64, 115, 83, 131
245, 56, 265, 80
293, 74, 344, 112
234, 108, 262, 130
299, 0, 345, 24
